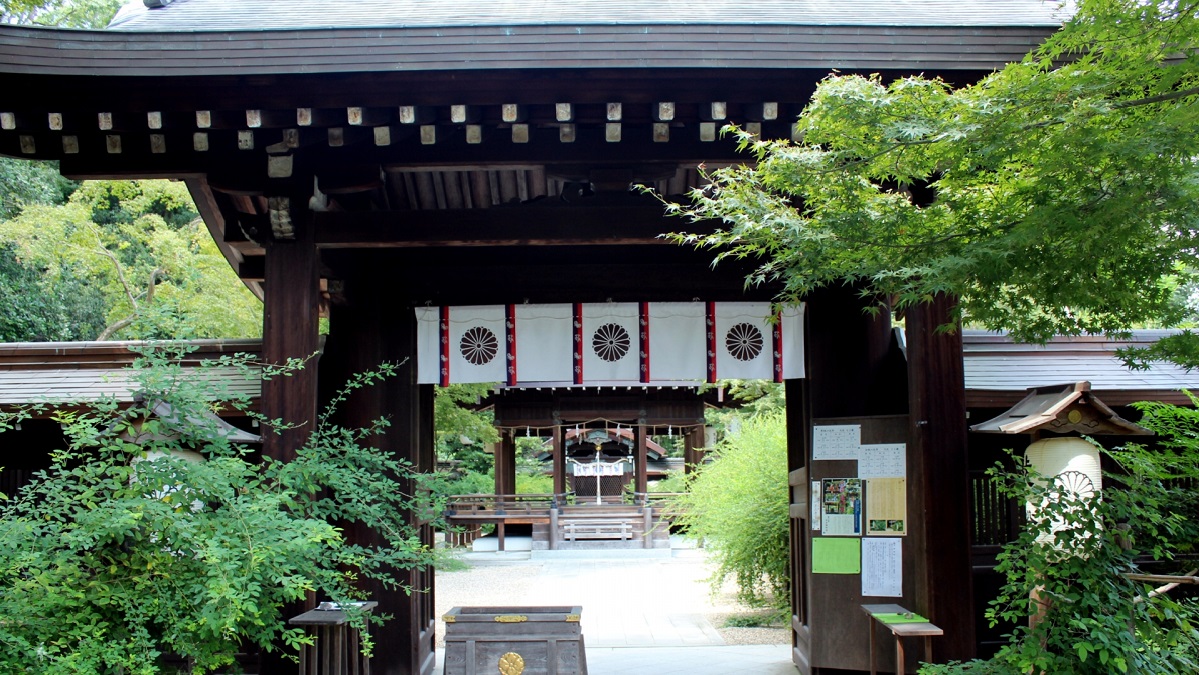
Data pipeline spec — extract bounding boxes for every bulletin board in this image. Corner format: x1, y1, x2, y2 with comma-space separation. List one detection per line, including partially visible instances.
807, 415, 921, 673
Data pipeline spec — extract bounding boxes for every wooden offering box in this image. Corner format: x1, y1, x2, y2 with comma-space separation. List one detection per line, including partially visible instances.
443, 606, 588, 675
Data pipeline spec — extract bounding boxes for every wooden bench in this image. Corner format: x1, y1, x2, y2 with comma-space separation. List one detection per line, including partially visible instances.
861, 604, 943, 675
563, 519, 634, 541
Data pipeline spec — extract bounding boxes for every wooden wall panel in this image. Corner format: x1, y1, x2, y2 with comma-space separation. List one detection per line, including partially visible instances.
318, 280, 435, 675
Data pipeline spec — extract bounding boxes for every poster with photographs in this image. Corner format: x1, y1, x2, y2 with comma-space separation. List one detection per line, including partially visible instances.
821, 478, 862, 536
865, 477, 907, 536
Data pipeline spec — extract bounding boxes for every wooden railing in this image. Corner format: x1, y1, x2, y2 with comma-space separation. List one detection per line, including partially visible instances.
969, 472, 1021, 548
443, 493, 568, 518
627, 491, 685, 511
442, 491, 681, 551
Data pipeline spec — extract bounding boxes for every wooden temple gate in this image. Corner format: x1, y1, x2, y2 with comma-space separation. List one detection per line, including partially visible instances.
0, 3, 1062, 672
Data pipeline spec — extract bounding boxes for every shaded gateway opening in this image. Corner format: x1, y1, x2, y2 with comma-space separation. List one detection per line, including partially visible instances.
442, 386, 715, 553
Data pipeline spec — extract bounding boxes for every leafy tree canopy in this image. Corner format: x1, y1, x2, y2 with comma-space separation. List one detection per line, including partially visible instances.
0, 241, 106, 341
0, 158, 74, 219
434, 383, 499, 450
1, 0, 121, 28
667, 0, 1199, 365
0, 180, 262, 341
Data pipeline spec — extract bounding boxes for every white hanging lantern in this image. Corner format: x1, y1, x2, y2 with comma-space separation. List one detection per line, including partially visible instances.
1026, 437, 1103, 494
1025, 437, 1103, 550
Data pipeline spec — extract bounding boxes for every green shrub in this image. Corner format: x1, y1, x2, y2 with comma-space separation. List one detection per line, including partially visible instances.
722, 612, 787, 628
648, 470, 688, 493
0, 346, 442, 674
515, 472, 554, 494
922, 436, 1199, 675
428, 468, 495, 498
672, 412, 789, 611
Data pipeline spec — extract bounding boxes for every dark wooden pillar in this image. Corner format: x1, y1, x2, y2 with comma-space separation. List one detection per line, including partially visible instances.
494, 436, 517, 495
258, 195, 320, 675
552, 426, 566, 496
906, 294, 974, 663
318, 284, 436, 675
635, 424, 648, 496
261, 196, 320, 464
683, 426, 706, 474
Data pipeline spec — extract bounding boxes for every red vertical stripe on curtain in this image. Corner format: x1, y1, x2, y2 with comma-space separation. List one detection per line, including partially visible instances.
573, 302, 584, 385
439, 305, 450, 387
505, 304, 517, 386
638, 302, 650, 383
772, 310, 783, 383
706, 301, 717, 383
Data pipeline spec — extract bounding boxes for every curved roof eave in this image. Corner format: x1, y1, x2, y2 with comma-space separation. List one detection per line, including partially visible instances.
0, 21, 1057, 78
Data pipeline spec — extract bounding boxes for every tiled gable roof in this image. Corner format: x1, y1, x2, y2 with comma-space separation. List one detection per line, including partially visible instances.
0, 339, 262, 408
962, 330, 1199, 406
109, 0, 1068, 31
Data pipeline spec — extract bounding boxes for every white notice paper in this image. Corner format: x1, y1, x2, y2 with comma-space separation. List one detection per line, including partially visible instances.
859, 443, 906, 479
810, 481, 821, 531
813, 424, 861, 461
861, 537, 903, 597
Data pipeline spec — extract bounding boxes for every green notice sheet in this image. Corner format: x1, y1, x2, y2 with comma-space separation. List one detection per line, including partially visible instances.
872, 613, 929, 624
812, 537, 861, 574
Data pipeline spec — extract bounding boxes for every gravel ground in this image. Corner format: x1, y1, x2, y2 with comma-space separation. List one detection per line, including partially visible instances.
432, 553, 790, 648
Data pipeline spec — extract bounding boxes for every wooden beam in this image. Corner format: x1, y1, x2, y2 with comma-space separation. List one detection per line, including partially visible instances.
701, 102, 728, 121
237, 255, 265, 282
50, 124, 778, 178
311, 260, 767, 308
311, 207, 716, 248
501, 104, 526, 123
449, 104, 479, 124
346, 106, 393, 126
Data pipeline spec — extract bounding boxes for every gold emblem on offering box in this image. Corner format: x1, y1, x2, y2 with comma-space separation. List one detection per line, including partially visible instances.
498, 652, 525, 675
494, 615, 528, 623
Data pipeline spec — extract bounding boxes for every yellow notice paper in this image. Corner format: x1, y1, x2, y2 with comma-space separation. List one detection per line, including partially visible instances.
866, 478, 907, 536
812, 537, 861, 574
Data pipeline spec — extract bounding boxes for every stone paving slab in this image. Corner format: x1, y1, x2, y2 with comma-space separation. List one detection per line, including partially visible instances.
583, 645, 796, 674
432, 550, 796, 674
434, 645, 796, 674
